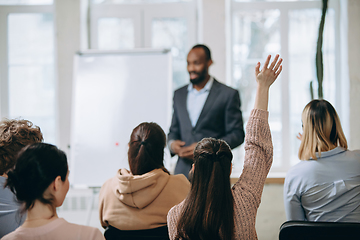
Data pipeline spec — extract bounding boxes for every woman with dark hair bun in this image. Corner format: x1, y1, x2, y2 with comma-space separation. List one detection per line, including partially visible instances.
99, 122, 190, 233
2, 143, 104, 240
167, 54, 282, 240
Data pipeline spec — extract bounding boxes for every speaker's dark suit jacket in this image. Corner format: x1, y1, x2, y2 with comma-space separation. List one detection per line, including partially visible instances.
168, 79, 245, 178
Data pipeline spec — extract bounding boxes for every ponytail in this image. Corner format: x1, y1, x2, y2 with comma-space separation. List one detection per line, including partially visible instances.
128, 122, 169, 175
176, 138, 234, 240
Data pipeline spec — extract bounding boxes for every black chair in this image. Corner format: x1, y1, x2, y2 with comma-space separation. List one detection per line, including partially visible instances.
104, 225, 170, 240
279, 221, 360, 240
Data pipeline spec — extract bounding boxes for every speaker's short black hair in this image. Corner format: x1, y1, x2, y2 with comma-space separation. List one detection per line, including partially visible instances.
192, 44, 212, 61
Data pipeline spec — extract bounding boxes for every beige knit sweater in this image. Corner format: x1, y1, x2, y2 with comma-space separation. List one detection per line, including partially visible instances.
167, 109, 273, 240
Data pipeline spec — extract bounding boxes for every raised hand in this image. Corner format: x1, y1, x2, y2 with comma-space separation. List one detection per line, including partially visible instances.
255, 54, 283, 89
254, 54, 283, 111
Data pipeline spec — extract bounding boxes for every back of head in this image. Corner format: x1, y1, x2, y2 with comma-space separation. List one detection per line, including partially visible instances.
128, 122, 168, 175
299, 99, 347, 160
0, 119, 43, 175
176, 138, 234, 240
5, 143, 68, 211
192, 44, 212, 61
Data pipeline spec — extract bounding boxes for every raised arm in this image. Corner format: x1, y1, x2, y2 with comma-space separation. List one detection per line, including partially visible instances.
233, 54, 282, 206
254, 54, 282, 110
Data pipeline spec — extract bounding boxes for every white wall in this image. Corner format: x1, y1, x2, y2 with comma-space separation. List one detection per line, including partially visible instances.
348, 0, 360, 150
198, 0, 227, 83
55, 0, 88, 156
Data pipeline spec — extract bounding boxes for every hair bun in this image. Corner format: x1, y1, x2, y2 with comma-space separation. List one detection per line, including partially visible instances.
7, 170, 36, 203
6, 170, 23, 197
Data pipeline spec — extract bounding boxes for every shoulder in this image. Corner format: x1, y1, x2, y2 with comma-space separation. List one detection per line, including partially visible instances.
166, 174, 190, 194
167, 199, 185, 222
61, 220, 104, 240
174, 84, 189, 95
172, 85, 189, 103
343, 149, 360, 160
284, 161, 315, 190
100, 170, 121, 192
212, 79, 238, 94
169, 174, 190, 186
286, 161, 309, 180
1, 230, 21, 240
352, 149, 360, 156
167, 200, 185, 240
101, 176, 113, 188
1, 219, 104, 240
0, 182, 19, 206
99, 175, 116, 196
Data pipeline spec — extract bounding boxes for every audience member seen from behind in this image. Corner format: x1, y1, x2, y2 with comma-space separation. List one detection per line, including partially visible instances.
99, 123, 190, 233
1, 143, 104, 240
0, 119, 43, 238
284, 100, 360, 222
167, 54, 283, 240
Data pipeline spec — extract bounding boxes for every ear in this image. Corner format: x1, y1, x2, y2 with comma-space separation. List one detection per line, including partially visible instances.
207, 59, 213, 68
53, 176, 63, 192
191, 163, 195, 172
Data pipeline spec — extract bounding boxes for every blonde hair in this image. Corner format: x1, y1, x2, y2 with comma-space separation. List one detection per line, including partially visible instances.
298, 100, 347, 160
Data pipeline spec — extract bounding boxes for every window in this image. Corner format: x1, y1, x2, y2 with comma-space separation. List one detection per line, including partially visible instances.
98, 18, 135, 49
229, 0, 341, 176
0, 4, 55, 143
90, 0, 196, 89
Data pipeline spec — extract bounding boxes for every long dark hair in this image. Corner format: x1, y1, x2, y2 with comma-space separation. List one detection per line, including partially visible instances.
5, 143, 68, 211
175, 138, 234, 240
128, 122, 169, 175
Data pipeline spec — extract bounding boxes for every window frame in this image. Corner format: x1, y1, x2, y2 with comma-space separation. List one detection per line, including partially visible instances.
89, 2, 197, 49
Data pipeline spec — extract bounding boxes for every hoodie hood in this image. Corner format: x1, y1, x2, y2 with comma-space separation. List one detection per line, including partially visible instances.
111, 168, 170, 209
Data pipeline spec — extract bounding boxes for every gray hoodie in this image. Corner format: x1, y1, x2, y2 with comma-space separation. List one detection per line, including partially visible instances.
0, 176, 25, 238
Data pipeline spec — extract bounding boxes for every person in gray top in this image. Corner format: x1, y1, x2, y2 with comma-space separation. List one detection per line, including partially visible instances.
284, 99, 360, 222
0, 119, 43, 238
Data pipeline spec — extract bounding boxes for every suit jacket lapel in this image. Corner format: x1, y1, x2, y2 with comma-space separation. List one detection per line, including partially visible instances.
194, 79, 220, 130
178, 86, 193, 128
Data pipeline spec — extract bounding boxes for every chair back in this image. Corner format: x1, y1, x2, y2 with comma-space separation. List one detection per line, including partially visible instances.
104, 225, 170, 240
279, 221, 360, 240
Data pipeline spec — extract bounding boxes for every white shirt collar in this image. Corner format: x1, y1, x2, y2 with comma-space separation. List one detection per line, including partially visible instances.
188, 76, 214, 93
